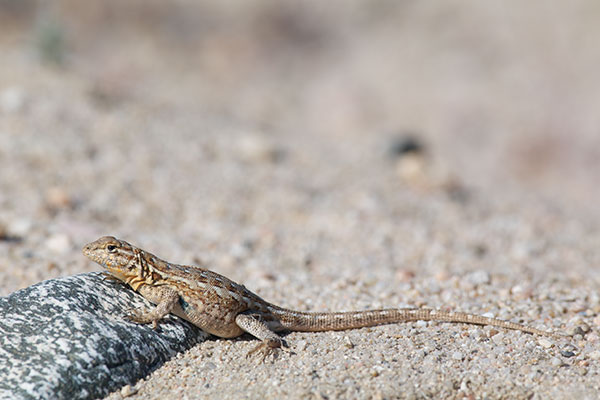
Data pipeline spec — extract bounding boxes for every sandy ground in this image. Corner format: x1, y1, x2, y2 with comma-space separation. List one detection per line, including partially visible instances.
1, 2, 600, 399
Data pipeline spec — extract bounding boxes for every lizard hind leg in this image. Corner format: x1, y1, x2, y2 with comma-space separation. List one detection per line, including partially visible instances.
235, 312, 291, 360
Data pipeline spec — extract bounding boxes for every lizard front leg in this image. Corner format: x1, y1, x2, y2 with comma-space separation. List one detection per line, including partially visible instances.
235, 311, 289, 359
127, 286, 180, 329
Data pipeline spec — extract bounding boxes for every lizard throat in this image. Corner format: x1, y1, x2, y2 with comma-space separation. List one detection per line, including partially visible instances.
128, 277, 146, 291
122, 271, 163, 292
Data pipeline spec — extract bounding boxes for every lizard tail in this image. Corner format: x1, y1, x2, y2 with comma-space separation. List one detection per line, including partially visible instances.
269, 306, 552, 336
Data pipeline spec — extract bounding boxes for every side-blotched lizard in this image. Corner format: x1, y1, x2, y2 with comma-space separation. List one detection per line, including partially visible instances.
83, 236, 555, 356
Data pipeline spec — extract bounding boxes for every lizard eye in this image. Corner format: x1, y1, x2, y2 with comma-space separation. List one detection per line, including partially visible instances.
107, 244, 117, 252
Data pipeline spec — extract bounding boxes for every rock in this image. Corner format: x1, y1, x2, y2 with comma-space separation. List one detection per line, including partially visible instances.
0, 273, 208, 400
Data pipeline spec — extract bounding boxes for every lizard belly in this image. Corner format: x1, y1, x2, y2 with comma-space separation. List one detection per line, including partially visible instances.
175, 297, 245, 338
137, 284, 245, 338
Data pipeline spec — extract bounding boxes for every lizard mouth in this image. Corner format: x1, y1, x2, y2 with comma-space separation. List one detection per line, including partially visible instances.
82, 241, 97, 254
82, 242, 110, 270
82, 245, 99, 263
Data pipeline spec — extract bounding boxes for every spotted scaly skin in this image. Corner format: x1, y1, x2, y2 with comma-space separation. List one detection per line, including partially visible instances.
83, 236, 555, 356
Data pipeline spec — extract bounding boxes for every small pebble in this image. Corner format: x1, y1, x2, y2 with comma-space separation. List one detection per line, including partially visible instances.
565, 326, 579, 336
551, 357, 563, 367
578, 323, 591, 334
511, 284, 533, 300
560, 350, 575, 358
343, 336, 354, 349
120, 384, 138, 397
0, 223, 22, 242
388, 135, 424, 157
415, 320, 428, 328
537, 338, 553, 349
452, 351, 464, 361
204, 362, 217, 370
491, 333, 505, 345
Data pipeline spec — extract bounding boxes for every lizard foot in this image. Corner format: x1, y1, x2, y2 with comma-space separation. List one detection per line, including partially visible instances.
124, 310, 160, 330
101, 272, 126, 285
246, 338, 292, 362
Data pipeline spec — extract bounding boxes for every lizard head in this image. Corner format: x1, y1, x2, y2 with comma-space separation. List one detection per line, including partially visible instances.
83, 236, 140, 283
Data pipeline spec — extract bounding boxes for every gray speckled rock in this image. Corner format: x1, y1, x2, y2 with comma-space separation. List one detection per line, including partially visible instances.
0, 272, 209, 400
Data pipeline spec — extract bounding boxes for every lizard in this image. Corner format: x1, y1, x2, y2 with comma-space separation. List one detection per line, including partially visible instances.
82, 236, 556, 357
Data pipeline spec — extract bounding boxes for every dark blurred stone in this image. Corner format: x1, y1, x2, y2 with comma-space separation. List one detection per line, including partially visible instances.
388, 134, 425, 158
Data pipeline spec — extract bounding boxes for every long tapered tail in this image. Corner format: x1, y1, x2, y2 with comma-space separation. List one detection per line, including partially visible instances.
269, 306, 552, 336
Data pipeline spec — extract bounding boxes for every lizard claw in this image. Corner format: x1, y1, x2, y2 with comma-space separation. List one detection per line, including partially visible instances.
101, 272, 125, 284
246, 342, 271, 362
246, 338, 291, 362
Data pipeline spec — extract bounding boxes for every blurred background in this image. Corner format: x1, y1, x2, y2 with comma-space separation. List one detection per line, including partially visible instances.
1, 1, 599, 295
